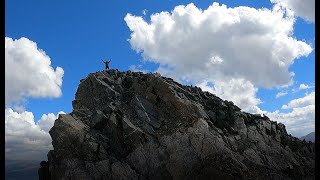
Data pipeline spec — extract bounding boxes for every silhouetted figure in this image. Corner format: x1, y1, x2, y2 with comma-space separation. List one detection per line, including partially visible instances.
101, 58, 112, 70
38, 161, 51, 180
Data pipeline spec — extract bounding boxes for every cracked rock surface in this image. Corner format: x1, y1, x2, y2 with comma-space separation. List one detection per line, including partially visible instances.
40, 70, 315, 180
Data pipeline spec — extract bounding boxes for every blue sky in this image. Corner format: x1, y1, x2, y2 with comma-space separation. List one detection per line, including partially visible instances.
5, 0, 314, 178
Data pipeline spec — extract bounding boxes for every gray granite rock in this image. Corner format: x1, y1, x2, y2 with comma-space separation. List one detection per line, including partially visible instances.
40, 70, 315, 180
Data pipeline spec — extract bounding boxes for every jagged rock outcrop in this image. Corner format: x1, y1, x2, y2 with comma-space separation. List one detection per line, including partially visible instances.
41, 70, 315, 180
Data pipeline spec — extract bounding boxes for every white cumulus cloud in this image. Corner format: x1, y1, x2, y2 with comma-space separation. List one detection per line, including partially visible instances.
37, 111, 65, 132
275, 91, 288, 98
267, 105, 314, 138
5, 37, 64, 105
197, 78, 261, 112
238, 91, 314, 138
271, 0, 315, 22
125, 2, 312, 88
281, 91, 314, 109
129, 64, 149, 73
5, 108, 64, 161
299, 83, 311, 90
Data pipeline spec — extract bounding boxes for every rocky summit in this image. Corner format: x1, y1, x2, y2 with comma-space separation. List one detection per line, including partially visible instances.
39, 70, 315, 180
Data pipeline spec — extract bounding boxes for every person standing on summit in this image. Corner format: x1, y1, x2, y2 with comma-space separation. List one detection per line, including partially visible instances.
101, 58, 112, 70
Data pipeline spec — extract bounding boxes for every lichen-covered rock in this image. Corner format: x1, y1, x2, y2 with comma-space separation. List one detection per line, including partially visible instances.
40, 70, 315, 180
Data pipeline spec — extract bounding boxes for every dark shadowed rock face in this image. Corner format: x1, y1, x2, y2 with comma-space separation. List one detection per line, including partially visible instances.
41, 70, 315, 180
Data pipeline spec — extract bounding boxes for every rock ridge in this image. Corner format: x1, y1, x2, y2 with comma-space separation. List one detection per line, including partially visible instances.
39, 69, 315, 180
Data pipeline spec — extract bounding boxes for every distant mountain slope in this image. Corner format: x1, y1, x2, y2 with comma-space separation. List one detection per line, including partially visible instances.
39, 70, 315, 180
300, 132, 315, 142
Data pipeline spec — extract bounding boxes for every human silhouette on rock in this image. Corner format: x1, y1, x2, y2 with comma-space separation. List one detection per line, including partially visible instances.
101, 58, 112, 70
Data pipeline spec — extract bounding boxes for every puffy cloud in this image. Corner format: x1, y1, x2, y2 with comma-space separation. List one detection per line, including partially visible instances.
299, 83, 311, 90
197, 78, 261, 112
275, 91, 288, 98
243, 106, 267, 115
129, 64, 149, 73
37, 111, 65, 132
125, 2, 312, 88
291, 83, 313, 93
5, 108, 64, 161
281, 91, 314, 109
267, 105, 314, 138
271, 0, 315, 22
266, 91, 315, 137
5, 37, 64, 105
230, 91, 314, 138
